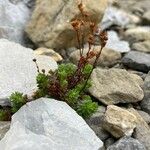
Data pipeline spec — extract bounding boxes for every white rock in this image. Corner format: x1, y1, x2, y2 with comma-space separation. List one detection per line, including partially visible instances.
0, 39, 57, 106
0, 0, 32, 45
106, 31, 130, 53
0, 98, 103, 150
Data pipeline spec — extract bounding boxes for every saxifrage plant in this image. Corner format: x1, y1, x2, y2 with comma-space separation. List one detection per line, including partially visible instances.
6, 1, 108, 120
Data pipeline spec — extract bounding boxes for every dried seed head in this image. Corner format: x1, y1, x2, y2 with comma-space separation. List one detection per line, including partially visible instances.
99, 30, 108, 48
71, 19, 81, 31
42, 69, 45, 74
33, 58, 36, 62
87, 51, 97, 59
88, 34, 95, 45
78, 3, 84, 13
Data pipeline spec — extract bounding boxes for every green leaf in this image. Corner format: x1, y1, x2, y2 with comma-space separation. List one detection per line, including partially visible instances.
77, 96, 98, 119
9, 92, 26, 113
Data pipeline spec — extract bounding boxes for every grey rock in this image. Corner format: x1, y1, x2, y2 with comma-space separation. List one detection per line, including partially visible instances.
86, 106, 106, 126
122, 51, 150, 73
0, 98, 103, 150
0, 0, 33, 46
101, 7, 134, 29
105, 138, 115, 149
89, 68, 144, 105
107, 136, 146, 150
106, 31, 130, 53
141, 71, 150, 114
142, 11, 150, 25
0, 122, 10, 140
26, 0, 107, 49
128, 108, 150, 150
0, 39, 57, 106
137, 110, 150, 124
86, 106, 109, 141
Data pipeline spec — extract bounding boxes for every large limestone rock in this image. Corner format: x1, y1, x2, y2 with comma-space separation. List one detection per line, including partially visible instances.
0, 39, 57, 106
103, 105, 137, 138
128, 108, 150, 150
0, 0, 34, 46
0, 98, 103, 150
26, 0, 107, 49
70, 46, 121, 67
89, 68, 144, 105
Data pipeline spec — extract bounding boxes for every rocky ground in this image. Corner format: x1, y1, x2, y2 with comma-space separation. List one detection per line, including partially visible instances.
0, 0, 150, 150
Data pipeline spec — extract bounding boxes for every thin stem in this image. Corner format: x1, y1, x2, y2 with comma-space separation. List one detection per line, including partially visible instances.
79, 46, 104, 94
76, 30, 82, 57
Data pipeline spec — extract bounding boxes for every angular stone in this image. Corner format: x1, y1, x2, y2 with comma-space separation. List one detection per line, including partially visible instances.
103, 105, 137, 138
137, 110, 150, 124
122, 51, 150, 73
106, 31, 130, 53
26, 0, 107, 49
0, 39, 57, 106
70, 46, 121, 67
0, 122, 10, 140
0, 98, 103, 150
128, 108, 150, 150
132, 40, 150, 53
107, 136, 146, 150
89, 68, 144, 105
101, 7, 139, 29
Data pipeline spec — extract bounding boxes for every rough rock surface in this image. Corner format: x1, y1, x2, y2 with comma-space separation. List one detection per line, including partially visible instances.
34, 47, 63, 62
101, 7, 135, 29
125, 27, 150, 43
103, 105, 137, 138
89, 68, 144, 105
0, 39, 57, 106
0, 0, 33, 46
0, 98, 103, 150
26, 0, 107, 49
107, 136, 146, 150
137, 110, 150, 124
70, 46, 121, 67
128, 108, 150, 150
0, 122, 10, 140
141, 71, 150, 114
132, 40, 150, 53
86, 106, 109, 141
122, 51, 150, 73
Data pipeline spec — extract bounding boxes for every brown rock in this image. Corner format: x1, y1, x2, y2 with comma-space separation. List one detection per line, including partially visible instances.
26, 0, 107, 49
